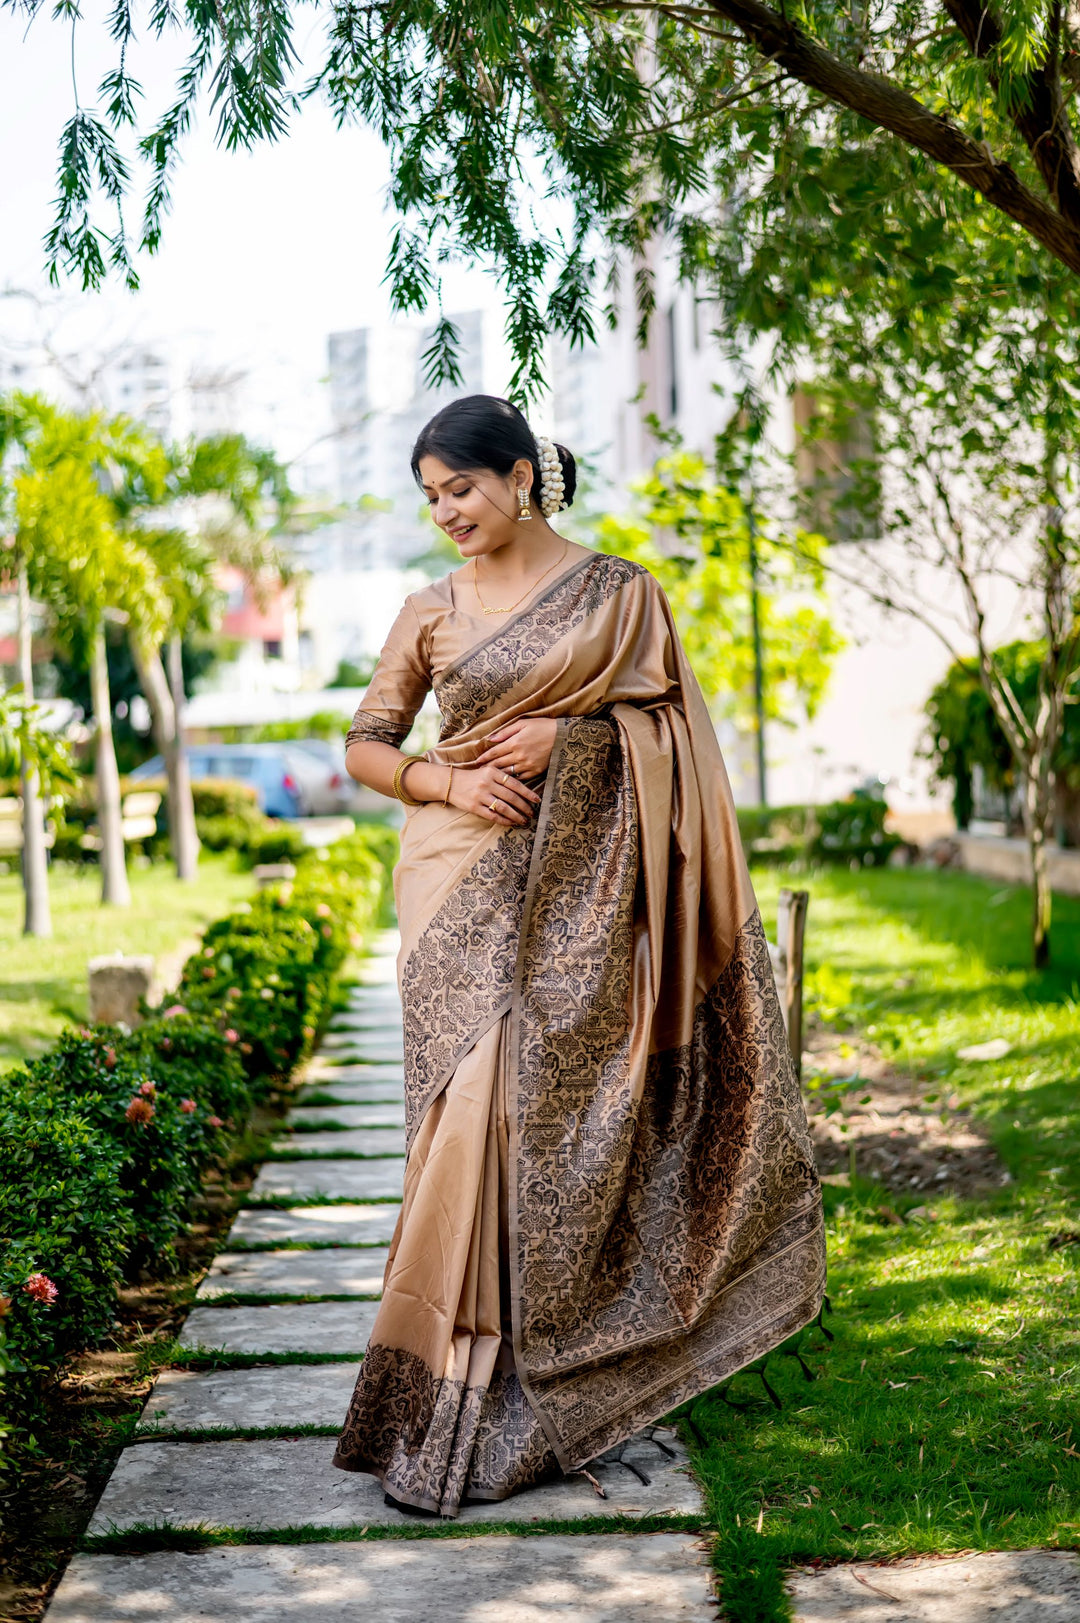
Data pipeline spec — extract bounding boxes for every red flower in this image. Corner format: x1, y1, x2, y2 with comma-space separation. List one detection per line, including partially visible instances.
240, 1042, 253, 1055
227, 987, 241, 1000
24, 1273, 58, 1305
139, 1080, 157, 1097
179, 1098, 197, 1114
125, 1096, 155, 1125
164, 1004, 187, 1019
0, 1293, 12, 1318
206, 1114, 225, 1129
104, 1047, 117, 1070
224, 1028, 239, 1044
160, 1037, 173, 1052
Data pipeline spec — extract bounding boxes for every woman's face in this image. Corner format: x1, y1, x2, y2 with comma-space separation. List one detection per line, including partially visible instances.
418, 454, 535, 558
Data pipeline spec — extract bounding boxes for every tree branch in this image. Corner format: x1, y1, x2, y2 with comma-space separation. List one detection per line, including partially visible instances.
940, 0, 1080, 225
700, 0, 1080, 273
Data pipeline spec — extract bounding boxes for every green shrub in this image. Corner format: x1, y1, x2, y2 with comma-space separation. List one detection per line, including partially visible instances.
0, 1085, 133, 1415
813, 793, 902, 866
124, 1013, 253, 1125
190, 778, 261, 819
319, 823, 398, 926
0, 818, 393, 1454
236, 823, 311, 869
24, 1032, 222, 1273
174, 882, 354, 1079
195, 811, 266, 854
737, 796, 901, 868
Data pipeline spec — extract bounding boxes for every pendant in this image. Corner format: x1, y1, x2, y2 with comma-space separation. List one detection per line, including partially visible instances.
482, 606, 510, 614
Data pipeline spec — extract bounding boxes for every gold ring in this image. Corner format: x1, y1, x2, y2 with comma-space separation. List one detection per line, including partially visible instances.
500, 773, 508, 784
489, 799, 498, 812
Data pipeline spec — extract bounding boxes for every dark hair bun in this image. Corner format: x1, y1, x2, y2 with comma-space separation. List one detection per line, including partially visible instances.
550, 442, 577, 511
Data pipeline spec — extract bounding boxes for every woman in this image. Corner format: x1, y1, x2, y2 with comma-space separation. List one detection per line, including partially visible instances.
332, 394, 826, 1517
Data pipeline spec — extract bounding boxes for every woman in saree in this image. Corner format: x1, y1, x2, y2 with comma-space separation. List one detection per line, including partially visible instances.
332, 394, 826, 1517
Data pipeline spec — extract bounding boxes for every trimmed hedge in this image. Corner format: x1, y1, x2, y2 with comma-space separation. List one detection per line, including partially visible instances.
737, 793, 902, 868
0, 820, 396, 1450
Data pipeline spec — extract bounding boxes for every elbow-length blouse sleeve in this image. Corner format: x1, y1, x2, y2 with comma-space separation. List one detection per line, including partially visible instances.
345, 596, 432, 750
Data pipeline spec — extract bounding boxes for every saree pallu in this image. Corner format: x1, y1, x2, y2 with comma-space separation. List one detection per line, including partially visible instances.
332, 550, 826, 1516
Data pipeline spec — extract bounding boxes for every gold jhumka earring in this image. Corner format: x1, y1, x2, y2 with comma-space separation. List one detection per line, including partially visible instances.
517, 487, 532, 522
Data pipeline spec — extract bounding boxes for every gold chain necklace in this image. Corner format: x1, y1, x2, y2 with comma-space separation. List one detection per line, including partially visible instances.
472, 539, 569, 615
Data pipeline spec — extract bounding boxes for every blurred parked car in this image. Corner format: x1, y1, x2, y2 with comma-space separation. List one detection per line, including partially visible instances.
130, 743, 333, 818
287, 739, 355, 814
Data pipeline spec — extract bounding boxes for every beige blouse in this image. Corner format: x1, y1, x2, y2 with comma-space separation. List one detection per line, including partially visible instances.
345, 555, 593, 750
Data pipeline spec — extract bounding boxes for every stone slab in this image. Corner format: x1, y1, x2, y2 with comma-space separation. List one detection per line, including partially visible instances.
298, 1066, 405, 1093
50, 1534, 715, 1622
270, 1128, 407, 1159
319, 1036, 404, 1062
352, 960, 398, 988
228, 1204, 402, 1249
287, 1103, 406, 1129
138, 1362, 361, 1432
342, 987, 402, 1009
330, 1010, 402, 1030
326, 1021, 403, 1044
787, 1549, 1080, 1621
197, 1248, 389, 1299
249, 1159, 405, 1202
87, 1429, 700, 1534
178, 1300, 379, 1354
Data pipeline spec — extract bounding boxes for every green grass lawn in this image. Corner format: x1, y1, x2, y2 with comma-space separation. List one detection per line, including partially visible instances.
695, 866, 1080, 1620
0, 856, 254, 1072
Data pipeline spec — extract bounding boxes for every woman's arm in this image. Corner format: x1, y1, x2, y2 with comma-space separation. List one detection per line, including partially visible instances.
346, 739, 542, 829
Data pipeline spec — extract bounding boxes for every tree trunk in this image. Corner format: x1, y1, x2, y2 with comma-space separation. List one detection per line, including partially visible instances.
130, 635, 200, 882
89, 625, 131, 907
1020, 753, 1054, 970
16, 557, 52, 937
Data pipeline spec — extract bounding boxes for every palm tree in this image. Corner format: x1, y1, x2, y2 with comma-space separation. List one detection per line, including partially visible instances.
14, 400, 167, 906
1, 395, 55, 934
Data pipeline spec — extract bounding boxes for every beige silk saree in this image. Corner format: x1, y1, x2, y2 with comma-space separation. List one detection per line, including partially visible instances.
332, 548, 826, 1516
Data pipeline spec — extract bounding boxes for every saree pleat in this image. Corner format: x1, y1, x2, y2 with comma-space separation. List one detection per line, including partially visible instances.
333, 550, 827, 1516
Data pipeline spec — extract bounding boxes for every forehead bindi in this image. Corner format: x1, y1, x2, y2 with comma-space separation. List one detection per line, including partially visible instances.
418, 457, 475, 492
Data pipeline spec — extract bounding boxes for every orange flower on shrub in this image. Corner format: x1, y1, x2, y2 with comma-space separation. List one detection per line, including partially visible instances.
24, 1273, 58, 1304
125, 1096, 155, 1125
0, 1294, 12, 1318
206, 1114, 225, 1129
179, 1098, 197, 1114
139, 1080, 157, 1097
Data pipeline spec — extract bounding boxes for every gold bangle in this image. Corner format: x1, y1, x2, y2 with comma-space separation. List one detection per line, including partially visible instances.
393, 755, 424, 807
442, 764, 454, 807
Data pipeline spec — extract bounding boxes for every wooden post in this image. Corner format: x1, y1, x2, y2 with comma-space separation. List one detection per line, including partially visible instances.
775, 887, 809, 1079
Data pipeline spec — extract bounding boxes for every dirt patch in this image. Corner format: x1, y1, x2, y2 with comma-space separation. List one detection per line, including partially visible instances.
804, 1027, 1007, 1199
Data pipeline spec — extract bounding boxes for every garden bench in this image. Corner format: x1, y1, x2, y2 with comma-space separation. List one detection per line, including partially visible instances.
0, 794, 56, 855
79, 790, 162, 852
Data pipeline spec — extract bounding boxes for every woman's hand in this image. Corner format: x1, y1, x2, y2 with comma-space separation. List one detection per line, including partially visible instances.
474, 717, 558, 780
448, 762, 543, 828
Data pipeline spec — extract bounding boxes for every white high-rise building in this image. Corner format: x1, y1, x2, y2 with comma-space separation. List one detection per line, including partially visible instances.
295, 311, 486, 683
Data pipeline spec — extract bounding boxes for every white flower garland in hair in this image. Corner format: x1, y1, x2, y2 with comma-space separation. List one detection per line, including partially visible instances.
534, 434, 567, 517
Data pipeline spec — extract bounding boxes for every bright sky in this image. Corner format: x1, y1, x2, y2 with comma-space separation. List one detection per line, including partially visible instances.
0, 5, 511, 477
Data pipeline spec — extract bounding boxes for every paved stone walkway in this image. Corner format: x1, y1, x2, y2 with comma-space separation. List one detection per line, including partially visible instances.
45, 929, 717, 1621
45, 928, 1079, 1619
